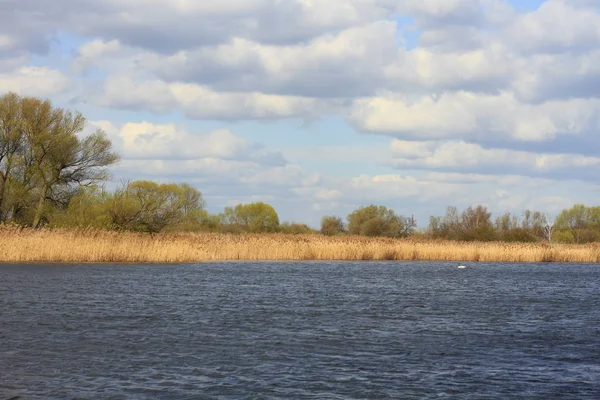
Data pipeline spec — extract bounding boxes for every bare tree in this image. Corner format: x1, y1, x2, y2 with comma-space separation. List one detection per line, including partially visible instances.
542, 213, 555, 244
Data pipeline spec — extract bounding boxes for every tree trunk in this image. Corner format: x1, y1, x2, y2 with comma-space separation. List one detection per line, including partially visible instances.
0, 174, 5, 223
32, 185, 48, 228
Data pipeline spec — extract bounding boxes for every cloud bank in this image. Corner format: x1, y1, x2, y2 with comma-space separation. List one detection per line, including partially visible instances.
1, 0, 598, 225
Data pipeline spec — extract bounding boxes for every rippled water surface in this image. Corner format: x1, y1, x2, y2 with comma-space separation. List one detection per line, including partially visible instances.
1, 262, 600, 399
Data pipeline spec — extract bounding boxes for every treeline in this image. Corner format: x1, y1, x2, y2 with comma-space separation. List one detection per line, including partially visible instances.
424, 204, 600, 244
2, 92, 600, 244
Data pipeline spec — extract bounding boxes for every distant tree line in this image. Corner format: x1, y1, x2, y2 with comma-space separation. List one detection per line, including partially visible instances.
2, 93, 599, 243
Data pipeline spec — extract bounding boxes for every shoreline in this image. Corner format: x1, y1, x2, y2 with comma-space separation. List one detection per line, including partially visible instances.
1, 260, 598, 266
1, 227, 599, 264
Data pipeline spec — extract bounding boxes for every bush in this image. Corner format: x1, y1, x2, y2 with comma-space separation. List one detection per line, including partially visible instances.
347, 205, 414, 238
280, 222, 315, 235
359, 217, 385, 237
500, 228, 539, 243
320, 216, 345, 236
574, 228, 600, 244
552, 230, 574, 244
219, 202, 280, 233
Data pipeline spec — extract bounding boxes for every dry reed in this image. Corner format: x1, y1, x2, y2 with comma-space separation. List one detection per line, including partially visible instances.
1, 225, 599, 264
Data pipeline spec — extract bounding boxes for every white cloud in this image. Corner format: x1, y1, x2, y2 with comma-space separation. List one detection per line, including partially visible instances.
140, 21, 399, 98
90, 75, 331, 120
510, 50, 600, 103
0, 66, 69, 97
64, 1, 600, 110
389, 139, 600, 180
72, 39, 126, 72
505, 0, 600, 55
89, 120, 286, 165
350, 92, 600, 141
240, 165, 322, 187
2, 0, 402, 56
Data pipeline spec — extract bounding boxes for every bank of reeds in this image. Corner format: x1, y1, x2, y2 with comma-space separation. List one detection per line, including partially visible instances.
2, 225, 600, 264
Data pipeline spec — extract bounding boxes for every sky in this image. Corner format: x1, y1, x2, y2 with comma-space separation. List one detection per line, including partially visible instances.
1, 0, 599, 227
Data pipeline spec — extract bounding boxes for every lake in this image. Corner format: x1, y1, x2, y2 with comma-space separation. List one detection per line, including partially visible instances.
1, 262, 599, 399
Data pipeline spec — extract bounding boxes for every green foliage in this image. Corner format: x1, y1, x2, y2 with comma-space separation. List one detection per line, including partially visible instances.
347, 205, 415, 238
359, 217, 385, 237
554, 204, 600, 243
428, 205, 495, 241
552, 230, 575, 244
219, 202, 280, 233
107, 181, 205, 233
49, 186, 112, 229
199, 211, 222, 231
0, 92, 119, 227
499, 228, 539, 243
279, 221, 315, 235
320, 216, 345, 236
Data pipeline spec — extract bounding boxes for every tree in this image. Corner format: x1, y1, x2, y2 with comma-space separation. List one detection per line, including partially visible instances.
541, 213, 555, 243
107, 181, 204, 232
0, 93, 24, 222
495, 212, 519, 233
0, 93, 119, 227
347, 205, 415, 238
554, 204, 600, 243
219, 202, 280, 233
320, 216, 345, 236
459, 205, 496, 241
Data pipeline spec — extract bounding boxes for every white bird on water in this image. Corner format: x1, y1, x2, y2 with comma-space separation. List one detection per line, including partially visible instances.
457, 265, 467, 269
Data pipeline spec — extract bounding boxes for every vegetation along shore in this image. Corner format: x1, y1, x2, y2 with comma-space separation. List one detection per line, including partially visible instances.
2, 92, 600, 263
2, 226, 600, 264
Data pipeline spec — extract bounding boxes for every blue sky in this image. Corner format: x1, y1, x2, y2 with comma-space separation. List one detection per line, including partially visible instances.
2, 0, 599, 227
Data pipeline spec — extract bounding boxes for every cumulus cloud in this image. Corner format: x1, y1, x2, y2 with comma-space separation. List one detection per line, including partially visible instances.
0, 66, 69, 97
90, 120, 287, 166
505, 0, 600, 55
142, 21, 399, 98
88, 75, 333, 120
350, 92, 600, 142
2, 0, 401, 55
88, 120, 324, 213
402, 0, 485, 28
389, 139, 600, 181
59, 0, 600, 120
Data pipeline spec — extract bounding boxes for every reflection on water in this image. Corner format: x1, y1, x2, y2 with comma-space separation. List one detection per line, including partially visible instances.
1, 262, 600, 399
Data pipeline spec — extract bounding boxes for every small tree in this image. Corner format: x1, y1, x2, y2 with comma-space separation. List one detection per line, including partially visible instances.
555, 204, 593, 243
542, 213, 555, 244
107, 181, 204, 232
347, 205, 415, 238
320, 216, 345, 236
219, 202, 280, 233
459, 205, 496, 241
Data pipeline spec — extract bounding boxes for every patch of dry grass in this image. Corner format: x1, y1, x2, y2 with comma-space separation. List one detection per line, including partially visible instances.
1, 225, 600, 264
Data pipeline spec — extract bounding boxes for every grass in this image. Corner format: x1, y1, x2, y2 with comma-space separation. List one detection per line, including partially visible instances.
1, 225, 600, 264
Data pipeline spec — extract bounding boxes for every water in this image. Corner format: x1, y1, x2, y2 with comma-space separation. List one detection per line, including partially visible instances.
1, 262, 599, 399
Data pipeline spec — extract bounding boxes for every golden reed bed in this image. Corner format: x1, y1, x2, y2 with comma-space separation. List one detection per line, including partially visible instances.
1, 226, 600, 264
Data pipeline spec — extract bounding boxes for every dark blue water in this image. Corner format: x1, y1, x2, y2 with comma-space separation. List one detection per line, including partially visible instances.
1, 262, 599, 399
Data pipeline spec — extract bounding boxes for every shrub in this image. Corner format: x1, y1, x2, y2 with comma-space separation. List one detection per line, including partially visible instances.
320, 216, 345, 236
